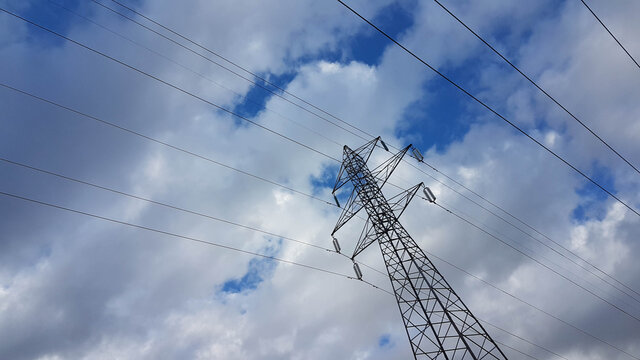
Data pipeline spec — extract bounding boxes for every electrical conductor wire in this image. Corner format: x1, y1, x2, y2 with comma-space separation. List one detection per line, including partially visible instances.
88, 0, 370, 143
0, 7, 341, 163
81, 0, 639, 298
46, 0, 344, 149
102, 0, 374, 141
3, 4, 638, 346
433, 201, 640, 326
335, 0, 640, 218
424, 249, 640, 359
429, 0, 640, 176
2, 4, 633, 358
579, 0, 640, 70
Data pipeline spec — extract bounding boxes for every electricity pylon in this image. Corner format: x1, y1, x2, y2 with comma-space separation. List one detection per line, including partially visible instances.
331, 137, 507, 360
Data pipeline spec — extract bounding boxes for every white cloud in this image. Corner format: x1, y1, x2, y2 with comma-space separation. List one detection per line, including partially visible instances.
1, 0, 639, 359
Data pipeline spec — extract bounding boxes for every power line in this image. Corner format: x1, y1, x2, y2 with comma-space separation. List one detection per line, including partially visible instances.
3, 166, 570, 359
2, 0, 636, 338
0, 183, 590, 360
403, 157, 640, 302
79, 0, 640, 299
481, 321, 569, 360
392, 170, 640, 309
1, 82, 396, 271
404, 156, 640, 299
6, 4, 637, 322
1, 81, 389, 275
6, 88, 634, 356
579, 0, 640, 70
0, 118, 618, 358
373, 281, 568, 359
432, 201, 640, 325
0, 80, 386, 252
392, 164, 640, 311
5, 4, 635, 357
0, 155, 390, 278
495, 342, 541, 360
0, 6, 388, 235
3, 136, 626, 359
0, 168, 560, 360
11, 5, 432, 245
0, 83, 336, 207
0, 190, 341, 278
429, 0, 640, 176
87, 0, 370, 143
0, 7, 341, 163
10, 61, 637, 334
92, 0, 444, 201
326, 0, 640, 300
0, 190, 394, 293
0, 157, 331, 252
77, 0, 635, 302
425, 250, 640, 360
88, 1, 435, 210
422, 174, 640, 306
83, 0, 639, 300
336, 0, 640, 218
0, 81, 376, 260
0, 91, 613, 360
102, 0, 375, 141
46, 0, 344, 149
1, 87, 569, 360
0, 188, 553, 359
91, 0, 456, 194
90, 0, 453, 199
435, 197, 640, 311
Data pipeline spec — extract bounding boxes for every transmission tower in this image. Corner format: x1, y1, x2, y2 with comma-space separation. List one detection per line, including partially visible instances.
331, 137, 507, 360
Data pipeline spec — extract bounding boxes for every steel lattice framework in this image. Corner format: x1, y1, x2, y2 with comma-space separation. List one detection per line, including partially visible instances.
331, 137, 507, 360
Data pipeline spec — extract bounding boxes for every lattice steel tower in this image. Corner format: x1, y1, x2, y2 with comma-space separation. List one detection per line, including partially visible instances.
331, 137, 507, 360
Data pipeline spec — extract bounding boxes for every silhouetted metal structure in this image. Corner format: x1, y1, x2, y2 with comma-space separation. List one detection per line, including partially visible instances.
331, 137, 507, 360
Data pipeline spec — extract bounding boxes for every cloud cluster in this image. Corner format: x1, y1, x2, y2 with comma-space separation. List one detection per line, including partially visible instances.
1, 0, 639, 359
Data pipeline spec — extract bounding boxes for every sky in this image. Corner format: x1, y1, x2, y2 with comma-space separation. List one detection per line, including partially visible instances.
1, 0, 640, 359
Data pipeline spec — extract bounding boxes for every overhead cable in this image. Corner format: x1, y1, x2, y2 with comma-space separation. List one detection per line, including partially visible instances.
416, 172, 640, 306
0, 157, 330, 251
435, 197, 640, 311
0, 7, 340, 163
2, 4, 632, 356
335, 0, 640, 218
433, 202, 640, 326
84, 0, 639, 299
0, 128, 604, 359
47, 0, 343, 149
374, 285, 568, 360
5, 2, 638, 332
0, 188, 550, 359
0, 190, 392, 293
481, 321, 569, 360
87, 0, 369, 142
426, 249, 640, 360
0, 155, 389, 277
0, 82, 335, 207
102, 0, 374, 140
579, 0, 640, 70
404, 156, 640, 299
430, 0, 640, 175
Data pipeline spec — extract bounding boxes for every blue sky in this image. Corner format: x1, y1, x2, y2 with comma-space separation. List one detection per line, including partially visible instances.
1, 0, 640, 359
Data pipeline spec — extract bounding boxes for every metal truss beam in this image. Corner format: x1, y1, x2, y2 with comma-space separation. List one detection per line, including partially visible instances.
332, 141, 507, 360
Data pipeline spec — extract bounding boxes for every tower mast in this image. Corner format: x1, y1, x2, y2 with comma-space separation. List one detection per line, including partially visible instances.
332, 137, 507, 360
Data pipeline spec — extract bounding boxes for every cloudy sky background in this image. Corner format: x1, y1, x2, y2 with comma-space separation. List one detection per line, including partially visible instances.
1, 0, 640, 359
